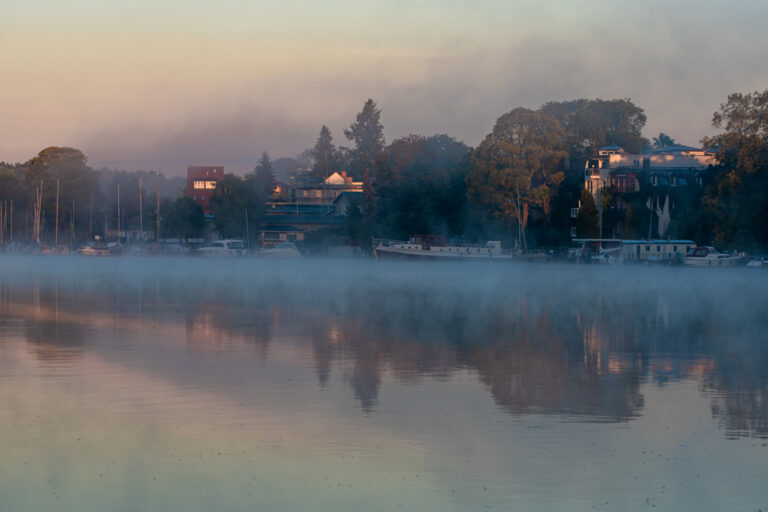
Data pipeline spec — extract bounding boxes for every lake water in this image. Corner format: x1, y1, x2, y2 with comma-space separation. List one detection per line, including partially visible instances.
0, 256, 766, 511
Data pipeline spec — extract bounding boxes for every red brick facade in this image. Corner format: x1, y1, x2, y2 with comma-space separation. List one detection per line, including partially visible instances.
186, 165, 223, 213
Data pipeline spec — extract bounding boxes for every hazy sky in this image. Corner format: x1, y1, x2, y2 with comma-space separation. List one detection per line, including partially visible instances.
2, 0, 767, 175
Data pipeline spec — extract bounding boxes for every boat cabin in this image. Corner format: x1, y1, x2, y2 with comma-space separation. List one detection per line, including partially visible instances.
621, 240, 695, 262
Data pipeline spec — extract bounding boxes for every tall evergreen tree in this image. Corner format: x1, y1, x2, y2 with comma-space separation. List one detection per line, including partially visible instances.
344, 99, 385, 176
253, 151, 276, 198
310, 125, 338, 179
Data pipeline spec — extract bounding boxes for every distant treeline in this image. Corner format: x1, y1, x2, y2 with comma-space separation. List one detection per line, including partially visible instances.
1, 91, 767, 251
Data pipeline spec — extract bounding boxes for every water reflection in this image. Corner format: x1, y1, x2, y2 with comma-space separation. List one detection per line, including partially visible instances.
1, 256, 766, 439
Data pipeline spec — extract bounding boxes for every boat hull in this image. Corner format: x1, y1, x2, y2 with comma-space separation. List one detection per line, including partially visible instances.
374, 245, 514, 261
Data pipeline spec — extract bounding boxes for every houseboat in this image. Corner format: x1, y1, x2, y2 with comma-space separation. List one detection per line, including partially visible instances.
373, 236, 514, 260
621, 240, 695, 263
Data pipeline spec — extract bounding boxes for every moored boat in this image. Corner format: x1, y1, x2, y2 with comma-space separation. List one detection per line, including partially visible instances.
684, 246, 743, 267
373, 236, 514, 260
78, 240, 122, 256
255, 242, 301, 258
196, 239, 247, 257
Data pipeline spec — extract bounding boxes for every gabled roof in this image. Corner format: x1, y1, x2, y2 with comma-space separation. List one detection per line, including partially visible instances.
332, 191, 363, 204
648, 144, 702, 153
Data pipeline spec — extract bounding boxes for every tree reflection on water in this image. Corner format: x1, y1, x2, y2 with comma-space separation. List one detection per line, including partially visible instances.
0, 257, 766, 438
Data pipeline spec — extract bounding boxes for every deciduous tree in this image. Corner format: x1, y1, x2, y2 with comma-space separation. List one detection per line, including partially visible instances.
467, 108, 567, 251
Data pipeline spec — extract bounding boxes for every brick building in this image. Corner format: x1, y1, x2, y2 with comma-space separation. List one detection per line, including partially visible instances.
186, 165, 224, 213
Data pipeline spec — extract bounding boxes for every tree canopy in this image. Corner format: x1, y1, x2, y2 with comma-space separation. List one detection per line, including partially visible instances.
540, 98, 647, 157
344, 99, 385, 176
699, 90, 768, 250
467, 108, 567, 251
310, 125, 339, 179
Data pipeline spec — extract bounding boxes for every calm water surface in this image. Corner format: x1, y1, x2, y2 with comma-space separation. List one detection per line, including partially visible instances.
0, 256, 766, 511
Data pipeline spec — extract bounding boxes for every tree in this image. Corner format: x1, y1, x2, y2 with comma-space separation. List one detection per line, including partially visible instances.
310, 125, 339, 179
209, 174, 251, 239
575, 189, 599, 238
467, 108, 567, 251
344, 99, 385, 176
25, 147, 100, 244
652, 133, 676, 149
252, 151, 276, 200
160, 196, 205, 239
540, 99, 647, 157
371, 134, 471, 239
700, 90, 768, 250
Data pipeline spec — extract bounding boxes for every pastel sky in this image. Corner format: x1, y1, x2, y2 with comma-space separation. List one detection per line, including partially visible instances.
2, 0, 767, 175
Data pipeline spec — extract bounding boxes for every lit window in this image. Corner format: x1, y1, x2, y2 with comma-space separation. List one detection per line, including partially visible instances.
193, 180, 217, 190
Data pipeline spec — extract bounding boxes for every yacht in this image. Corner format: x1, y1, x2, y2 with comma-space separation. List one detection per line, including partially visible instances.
78, 240, 122, 256
196, 239, 247, 257
256, 242, 301, 258
684, 246, 742, 267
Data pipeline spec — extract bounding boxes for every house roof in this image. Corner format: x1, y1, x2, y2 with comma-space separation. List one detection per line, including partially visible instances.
648, 144, 702, 153
261, 215, 345, 226
609, 166, 704, 175
265, 203, 328, 215
259, 225, 304, 233
333, 191, 363, 203
621, 240, 695, 245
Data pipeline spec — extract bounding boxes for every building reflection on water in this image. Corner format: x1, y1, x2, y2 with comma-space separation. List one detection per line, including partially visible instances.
0, 259, 767, 438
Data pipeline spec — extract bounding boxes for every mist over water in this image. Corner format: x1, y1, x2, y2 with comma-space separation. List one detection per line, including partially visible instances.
1, 257, 767, 511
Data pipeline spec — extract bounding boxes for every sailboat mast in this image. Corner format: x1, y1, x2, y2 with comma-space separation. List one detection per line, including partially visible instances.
55, 178, 60, 248
139, 176, 143, 238
156, 173, 160, 243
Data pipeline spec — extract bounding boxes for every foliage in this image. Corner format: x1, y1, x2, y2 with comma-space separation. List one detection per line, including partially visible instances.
209, 174, 251, 240
540, 99, 647, 157
575, 189, 599, 238
700, 90, 768, 250
467, 108, 567, 251
160, 196, 205, 239
310, 125, 340, 179
652, 133, 676, 149
344, 99, 385, 176
252, 152, 276, 195
25, 147, 100, 244
374, 134, 471, 239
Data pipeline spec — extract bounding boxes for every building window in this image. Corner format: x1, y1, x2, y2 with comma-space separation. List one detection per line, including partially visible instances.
193, 180, 217, 190
287, 234, 297, 242
570, 207, 579, 218
646, 245, 650, 251
570, 227, 577, 238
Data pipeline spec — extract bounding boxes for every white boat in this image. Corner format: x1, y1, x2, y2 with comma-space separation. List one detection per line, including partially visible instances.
746, 255, 768, 268
78, 240, 122, 256
196, 239, 247, 257
256, 242, 301, 258
684, 246, 743, 267
373, 236, 514, 260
